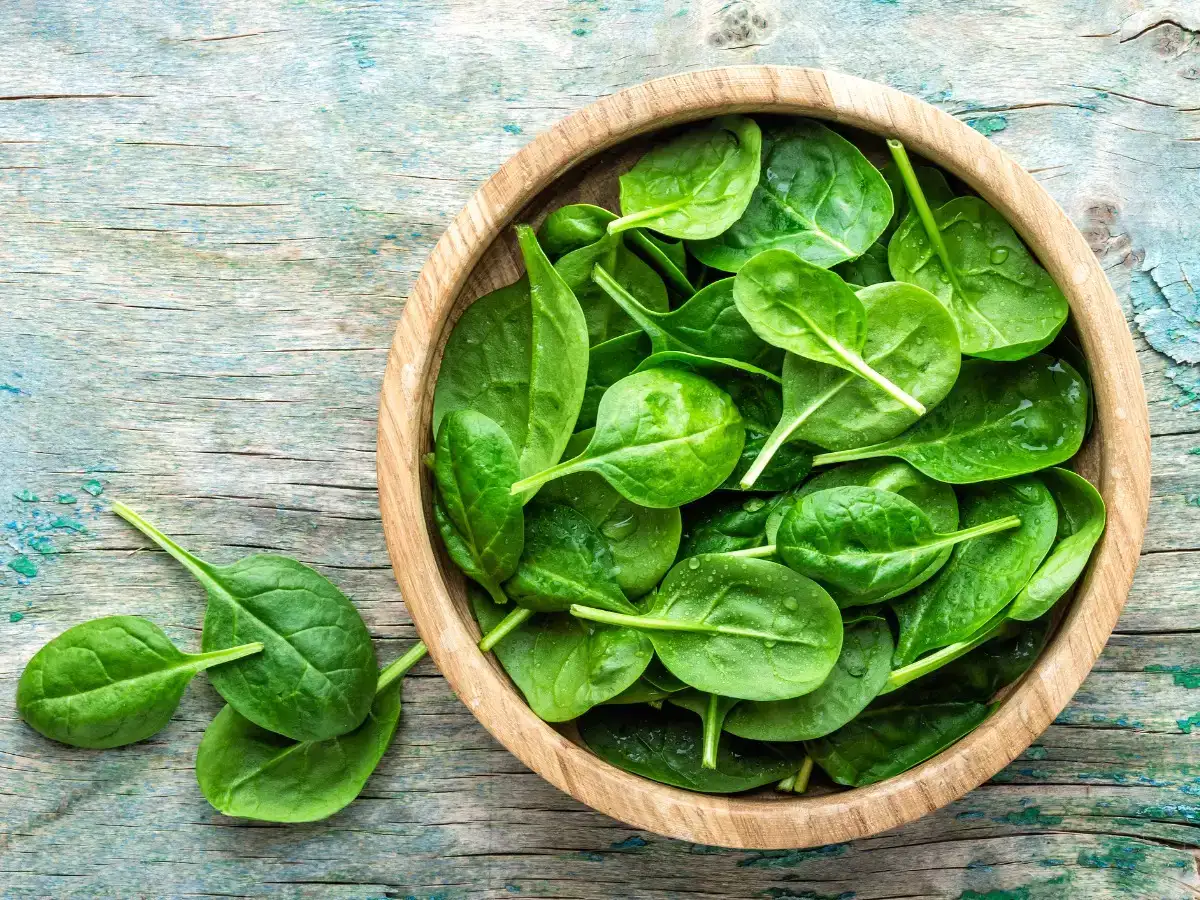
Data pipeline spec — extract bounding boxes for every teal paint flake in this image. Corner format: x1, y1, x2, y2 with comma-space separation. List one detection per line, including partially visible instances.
502, 124, 522, 134
761, 890, 855, 900
1025, 745, 1048, 760
1140, 802, 1200, 823
9, 612, 24, 623
1167, 366, 1200, 412
959, 875, 1070, 900
1144, 664, 1200, 688
993, 807, 1063, 826
28, 536, 55, 556
81, 479, 104, 497
13, 490, 38, 502
1177, 714, 1200, 734
1132, 264, 1200, 367
504, 886, 521, 894
49, 517, 86, 532
573, 851, 604, 861
0, 383, 25, 395
1039, 858, 1065, 867
957, 810, 986, 820
8, 555, 37, 577
1077, 840, 1146, 874
572, 27, 590, 36
966, 115, 1009, 137
739, 844, 848, 868
56, 493, 77, 504
609, 835, 647, 850
1189, 447, 1200, 455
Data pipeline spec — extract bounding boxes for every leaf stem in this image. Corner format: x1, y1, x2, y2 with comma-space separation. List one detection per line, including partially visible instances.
701, 693, 722, 770
724, 544, 777, 559
191, 641, 265, 669
930, 515, 1022, 550
886, 139, 966, 299
607, 201, 686, 235
879, 615, 1009, 695
777, 755, 814, 793
376, 642, 429, 695
510, 457, 582, 496
569, 604, 806, 643
810, 443, 889, 468
829, 337, 926, 416
592, 264, 667, 344
478, 606, 534, 652
111, 500, 214, 583
626, 229, 696, 296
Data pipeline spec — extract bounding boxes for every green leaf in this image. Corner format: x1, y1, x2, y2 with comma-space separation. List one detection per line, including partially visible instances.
725, 616, 893, 741
833, 241, 891, 287
807, 701, 991, 787
679, 491, 794, 558
1009, 468, 1106, 621
743, 280, 960, 485
690, 119, 893, 272
510, 368, 745, 509
719, 374, 813, 492
112, 502, 378, 742
892, 476, 1059, 666
504, 501, 636, 615
610, 115, 762, 239
879, 160, 954, 241
811, 355, 1088, 483
433, 409, 524, 604
537, 203, 613, 259
580, 331, 651, 431
579, 704, 805, 793
17, 616, 262, 749
571, 554, 843, 702
472, 588, 651, 722
667, 690, 742, 769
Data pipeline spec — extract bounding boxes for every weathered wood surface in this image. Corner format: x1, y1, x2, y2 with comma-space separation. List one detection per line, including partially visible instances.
0, 0, 1197, 897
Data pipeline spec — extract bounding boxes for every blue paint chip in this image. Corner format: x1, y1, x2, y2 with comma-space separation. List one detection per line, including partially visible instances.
966, 115, 1009, 137
502, 124, 522, 135
610, 835, 647, 850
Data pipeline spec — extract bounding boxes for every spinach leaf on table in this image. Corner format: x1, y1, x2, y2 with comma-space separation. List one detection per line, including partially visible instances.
579, 704, 805, 793
891, 476, 1059, 666
807, 701, 991, 787
668, 690, 742, 769
609, 115, 762, 240
811, 355, 1088, 483
504, 501, 636, 615
887, 140, 1067, 360
509, 368, 745, 508
733, 250, 927, 421
113, 502, 378, 742
473, 588, 652, 721
1009, 468, 1106, 622
539, 430, 681, 599
571, 554, 843, 702
690, 119, 893, 272
725, 615, 893, 742
195, 643, 427, 823
580, 331, 650, 431
775, 485, 1020, 607
679, 491, 793, 559
17, 616, 262, 749
433, 409, 524, 605
744, 280, 961, 484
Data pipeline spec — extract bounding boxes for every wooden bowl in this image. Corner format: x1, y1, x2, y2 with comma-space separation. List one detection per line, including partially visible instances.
377, 66, 1150, 849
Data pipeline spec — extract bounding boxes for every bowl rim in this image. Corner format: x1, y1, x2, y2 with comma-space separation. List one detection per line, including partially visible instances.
377, 65, 1150, 849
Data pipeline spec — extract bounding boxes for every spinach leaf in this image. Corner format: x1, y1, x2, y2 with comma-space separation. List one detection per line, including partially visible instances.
887, 140, 1067, 360
743, 280, 960, 485
833, 241, 890, 287
632, 350, 782, 384
609, 115, 762, 240
433, 226, 589, 495
626, 228, 697, 297
195, 643, 426, 823
433, 409, 524, 605
579, 704, 805, 793
680, 491, 793, 558
538, 203, 612, 259
113, 502, 378, 742
690, 119, 892, 272
17, 616, 262, 749
719, 375, 813, 492
892, 476, 1059, 665
473, 588, 651, 721
775, 485, 1020, 607
580, 331, 650, 431
539, 430, 681, 599
725, 615, 893, 741
668, 690, 741, 769
807, 701, 991, 787
510, 368, 745, 508
733, 250, 927, 417
571, 554, 842, 702
1009, 468, 1106, 621
879, 160, 954, 241
606, 659, 688, 705
811, 355, 1088, 483
504, 501, 636, 615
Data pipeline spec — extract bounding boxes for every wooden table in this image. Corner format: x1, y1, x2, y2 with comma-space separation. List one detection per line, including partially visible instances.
2, 2, 1198, 897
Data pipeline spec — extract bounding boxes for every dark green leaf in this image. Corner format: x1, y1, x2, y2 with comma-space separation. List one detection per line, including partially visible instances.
833, 241, 890, 287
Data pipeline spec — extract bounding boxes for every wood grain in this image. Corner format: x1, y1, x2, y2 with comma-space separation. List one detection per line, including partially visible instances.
2, 0, 1198, 895
376, 66, 1151, 849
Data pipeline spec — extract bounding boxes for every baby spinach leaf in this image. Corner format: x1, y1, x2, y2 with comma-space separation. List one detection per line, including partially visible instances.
626, 228, 697, 297
633, 350, 782, 384
725, 615, 893, 741
807, 701, 991, 787
879, 160, 954, 241
668, 690, 741, 769
892, 476, 1059, 666
433, 409, 524, 605
433, 227, 589, 497
472, 588, 651, 722
887, 140, 1067, 360
510, 368, 745, 508
538, 203, 613, 259
690, 119, 892, 272
609, 115, 762, 240
195, 643, 427, 823
776, 485, 1020, 607
733, 250, 927, 418
571, 554, 843, 702
833, 241, 890, 287
744, 281, 960, 484
17, 616, 262, 749
504, 501, 636, 615
580, 331, 650, 431
579, 704, 805, 793
606, 660, 688, 705
113, 502, 378, 742
719, 375, 813, 492
1009, 468, 1106, 621
680, 492, 793, 558
539, 430, 681, 599
811, 355, 1088, 483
